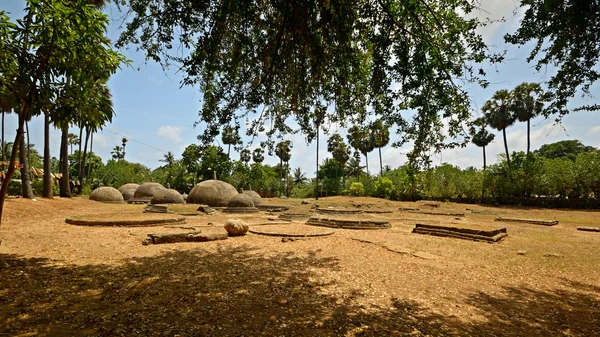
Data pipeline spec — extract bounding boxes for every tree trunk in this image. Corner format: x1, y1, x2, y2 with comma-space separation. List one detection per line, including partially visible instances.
227, 144, 231, 158
86, 132, 93, 185
75, 124, 83, 194
59, 125, 71, 197
279, 157, 283, 197
1, 110, 4, 161
0, 107, 27, 224
43, 111, 52, 198
379, 147, 383, 177
502, 128, 511, 168
365, 153, 369, 176
482, 145, 486, 199
19, 129, 34, 199
26, 120, 31, 170
79, 128, 90, 190
526, 119, 531, 159
315, 126, 319, 200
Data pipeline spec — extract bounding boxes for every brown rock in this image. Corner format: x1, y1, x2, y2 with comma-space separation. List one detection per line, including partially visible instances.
224, 219, 249, 236
90, 187, 124, 203
187, 180, 238, 206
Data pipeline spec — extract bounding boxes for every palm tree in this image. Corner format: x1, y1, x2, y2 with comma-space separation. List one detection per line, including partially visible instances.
111, 146, 123, 160
160, 151, 175, 168
121, 137, 128, 161
371, 119, 390, 176
345, 153, 365, 178
252, 147, 264, 164
469, 117, 495, 170
511, 82, 546, 158
68, 133, 79, 155
221, 126, 241, 158
240, 149, 251, 165
327, 133, 351, 184
275, 140, 292, 197
483, 89, 516, 168
292, 167, 308, 185
347, 125, 375, 175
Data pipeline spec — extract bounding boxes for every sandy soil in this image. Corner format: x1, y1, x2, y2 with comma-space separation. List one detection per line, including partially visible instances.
1, 196, 599, 336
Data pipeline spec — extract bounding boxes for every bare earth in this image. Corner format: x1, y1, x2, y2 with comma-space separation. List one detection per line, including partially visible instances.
1, 196, 599, 336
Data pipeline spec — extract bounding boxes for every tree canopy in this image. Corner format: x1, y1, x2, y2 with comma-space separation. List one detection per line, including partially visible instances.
116, 0, 500, 165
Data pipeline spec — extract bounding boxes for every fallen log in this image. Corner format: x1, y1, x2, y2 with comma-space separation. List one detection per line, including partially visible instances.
143, 232, 227, 245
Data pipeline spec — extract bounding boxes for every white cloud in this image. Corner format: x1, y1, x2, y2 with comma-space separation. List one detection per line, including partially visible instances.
156, 126, 184, 144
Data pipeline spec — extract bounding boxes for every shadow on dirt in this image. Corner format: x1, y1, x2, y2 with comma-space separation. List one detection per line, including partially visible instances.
1, 247, 599, 336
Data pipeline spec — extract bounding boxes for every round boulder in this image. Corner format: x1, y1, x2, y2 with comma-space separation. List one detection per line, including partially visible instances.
90, 187, 124, 203
151, 189, 185, 204
224, 219, 249, 236
186, 180, 238, 207
227, 193, 255, 207
134, 182, 167, 199
242, 190, 263, 206
118, 183, 139, 201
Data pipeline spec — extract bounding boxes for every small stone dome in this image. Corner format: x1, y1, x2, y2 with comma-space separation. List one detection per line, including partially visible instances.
90, 187, 124, 203
118, 183, 139, 201
186, 180, 238, 207
151, 189, 185, 204
242, 190, 263, 206
134, 182, 167, 199
227, 193, 255, 207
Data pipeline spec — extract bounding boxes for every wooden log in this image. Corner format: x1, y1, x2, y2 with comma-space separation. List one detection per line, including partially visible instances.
143, 232, 227, 245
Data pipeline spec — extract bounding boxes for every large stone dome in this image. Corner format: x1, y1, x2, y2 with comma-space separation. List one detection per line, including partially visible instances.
151, 189, 185, 204
118, 183, 139, 201
186, 180, 238, 207
242, 190, 263, 206
90, 187, 124, 203
227, 193, 255, 207
134, 182, 167, 199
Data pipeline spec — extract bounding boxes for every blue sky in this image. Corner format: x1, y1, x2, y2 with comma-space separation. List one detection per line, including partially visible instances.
2, 1, 599, 177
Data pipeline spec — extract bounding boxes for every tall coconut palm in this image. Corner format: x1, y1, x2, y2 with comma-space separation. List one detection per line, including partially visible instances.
371, 119, 390, 176
68, 133, 79, 154
469, 117, 495, 170
292, 167, 308, 185
121, 137, 128, 161
483, 89, 516, 168
511, 82, 546, 158
347, 125, 375, 175
240, 148, 251, 165
275, 140, 292, 197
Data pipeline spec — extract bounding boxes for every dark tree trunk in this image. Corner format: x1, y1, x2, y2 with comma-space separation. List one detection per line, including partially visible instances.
483, 145, 487, 170
315, 126, 319, 200
482, 145, 487, 199
75, 124, 83, 194
379, 147, 383, 176
526, 119, 531, 159
502, 128, 511, 168
59, 125, 71, 197
365, 153, 369, 176
43, 111, 52, 198
0, 108, 27, 224
26, 120, 31, 169
79, 128, 90, 190
19, 127, 34, 199
1, 110, 4, 161
86, 132, 93, 185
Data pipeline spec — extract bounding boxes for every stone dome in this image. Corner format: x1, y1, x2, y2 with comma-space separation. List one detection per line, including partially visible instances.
90, 187, 124, 203
186, 180, 238, 207
134, 182, 167, 199
151, 189, 185, 204
227, 193, 255, 207
242, 190, 263, 206
118, 183, 139, 201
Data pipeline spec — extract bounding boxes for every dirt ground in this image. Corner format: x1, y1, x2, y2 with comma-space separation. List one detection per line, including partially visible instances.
1, 196, 599, 336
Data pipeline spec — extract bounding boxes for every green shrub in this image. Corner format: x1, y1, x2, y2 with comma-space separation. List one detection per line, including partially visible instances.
374, 177, 394, 199
348, 182, 365, 196
8, 179, 21, 196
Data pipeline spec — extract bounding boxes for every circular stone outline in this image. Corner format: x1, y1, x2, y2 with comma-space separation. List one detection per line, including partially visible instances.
65, 213, 186, 227
249, 225, 335, 237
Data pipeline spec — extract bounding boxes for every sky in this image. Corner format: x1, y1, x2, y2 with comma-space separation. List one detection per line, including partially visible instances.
1, 0, 599, 177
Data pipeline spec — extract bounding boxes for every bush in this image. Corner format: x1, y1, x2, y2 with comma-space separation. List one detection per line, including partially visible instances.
31, 178, 59, 197
348, 182, 365, 196
374, 177, 394, 199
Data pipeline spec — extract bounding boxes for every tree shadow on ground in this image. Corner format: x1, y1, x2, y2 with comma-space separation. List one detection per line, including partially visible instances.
1, 246, 599, 336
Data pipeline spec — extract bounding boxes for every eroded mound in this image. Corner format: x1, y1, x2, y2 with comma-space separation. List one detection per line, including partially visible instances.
118, 183, 139, 201
151, 189, 185, 204
134, 182, 167, 199
187, 180, 238, 207
89, 187, 124, 203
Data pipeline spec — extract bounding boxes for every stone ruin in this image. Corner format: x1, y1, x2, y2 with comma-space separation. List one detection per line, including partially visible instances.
89, 186, 124, 203
186, 180, 238, 207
